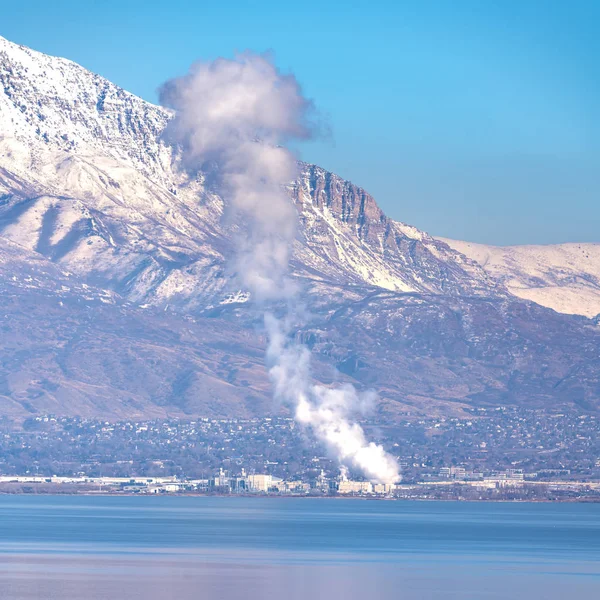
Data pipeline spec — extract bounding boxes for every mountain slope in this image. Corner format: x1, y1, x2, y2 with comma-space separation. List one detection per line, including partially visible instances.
440, 238, 600, 318
0, 237, 272, 418
0, 34, 599, 419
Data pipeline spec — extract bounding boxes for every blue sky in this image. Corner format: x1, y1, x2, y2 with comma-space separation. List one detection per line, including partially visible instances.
2, 0, 598, 245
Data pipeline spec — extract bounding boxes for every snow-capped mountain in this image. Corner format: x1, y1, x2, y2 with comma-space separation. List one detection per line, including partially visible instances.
1, 35, 599, 419
440, 239, 600, 318
0, 35, 495, 310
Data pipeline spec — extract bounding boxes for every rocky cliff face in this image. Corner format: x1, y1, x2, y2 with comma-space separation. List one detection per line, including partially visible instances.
296, 164, 494, 296
0, 35, 599, 419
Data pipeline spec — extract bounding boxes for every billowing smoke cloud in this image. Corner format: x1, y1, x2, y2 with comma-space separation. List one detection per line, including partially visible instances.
160, 52, 307, 301
161, 51, 400, 484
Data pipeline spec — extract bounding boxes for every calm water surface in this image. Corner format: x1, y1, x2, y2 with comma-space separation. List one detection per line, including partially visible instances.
0, 496, 599, 599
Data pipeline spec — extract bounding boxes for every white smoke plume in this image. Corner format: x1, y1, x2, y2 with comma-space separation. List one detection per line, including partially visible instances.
161, 51, 400, 484
266, 315, 400, 484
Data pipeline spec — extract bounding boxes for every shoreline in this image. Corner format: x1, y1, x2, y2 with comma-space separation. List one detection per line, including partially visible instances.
1, 489, 599, 503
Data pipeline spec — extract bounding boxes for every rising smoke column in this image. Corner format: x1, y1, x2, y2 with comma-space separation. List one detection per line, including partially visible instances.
266, 314, 400, 483
161, 52, 400, 484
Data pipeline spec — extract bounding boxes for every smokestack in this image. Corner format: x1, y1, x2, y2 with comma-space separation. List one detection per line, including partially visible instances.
161, 51, 400, 485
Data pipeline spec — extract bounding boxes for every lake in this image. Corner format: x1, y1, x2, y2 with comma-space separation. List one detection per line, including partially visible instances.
0, 496, 599, 599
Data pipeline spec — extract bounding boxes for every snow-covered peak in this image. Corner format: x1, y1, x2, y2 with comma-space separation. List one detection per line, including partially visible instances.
0, 35, 173, 184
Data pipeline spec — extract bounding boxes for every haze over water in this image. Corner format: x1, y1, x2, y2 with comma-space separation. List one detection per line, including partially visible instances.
0, 497, 599, 599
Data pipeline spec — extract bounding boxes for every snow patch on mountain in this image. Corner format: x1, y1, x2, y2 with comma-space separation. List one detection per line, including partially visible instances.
439, 238, 600, 318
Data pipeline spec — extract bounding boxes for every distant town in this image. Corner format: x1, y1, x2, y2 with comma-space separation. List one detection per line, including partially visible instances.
1, 408, 600, 501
